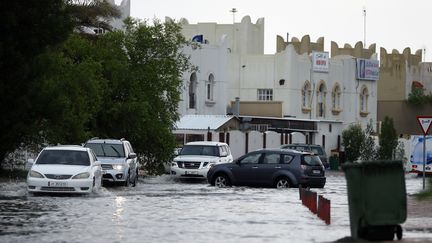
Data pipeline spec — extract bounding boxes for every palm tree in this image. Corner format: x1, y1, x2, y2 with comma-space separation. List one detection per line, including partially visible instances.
66, 0, 121, 34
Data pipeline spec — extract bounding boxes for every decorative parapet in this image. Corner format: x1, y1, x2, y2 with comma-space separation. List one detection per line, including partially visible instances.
380, 47, 422, 68
331, 41, 376, 59
276, 35, 324, 55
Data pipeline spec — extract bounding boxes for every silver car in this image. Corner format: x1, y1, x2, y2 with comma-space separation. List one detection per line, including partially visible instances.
84, 138, 139, 186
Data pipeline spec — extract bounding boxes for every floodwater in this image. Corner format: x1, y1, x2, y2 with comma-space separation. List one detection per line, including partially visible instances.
0, 173, 430, 243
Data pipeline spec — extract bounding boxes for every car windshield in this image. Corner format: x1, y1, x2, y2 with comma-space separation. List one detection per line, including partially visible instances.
301, 155, 322, 166
85, 143, 125, 158
36, 150, 90, 166
179, 145, 219, 156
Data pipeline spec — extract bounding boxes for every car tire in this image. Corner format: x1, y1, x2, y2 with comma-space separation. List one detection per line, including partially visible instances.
275, 177, 290, 189
214, 174, 230, 188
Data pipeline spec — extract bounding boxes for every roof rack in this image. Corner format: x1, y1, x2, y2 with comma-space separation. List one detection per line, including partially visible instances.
120, 138, 126, 141
90, 137, 99, 140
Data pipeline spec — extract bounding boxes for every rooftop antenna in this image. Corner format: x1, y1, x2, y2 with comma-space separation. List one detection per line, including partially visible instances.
230, 8, 237, 24
363, 6, 367, 47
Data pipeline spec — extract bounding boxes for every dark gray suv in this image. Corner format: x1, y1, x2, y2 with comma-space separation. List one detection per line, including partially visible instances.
207, 148, 326, 188
281, 143, 329, 169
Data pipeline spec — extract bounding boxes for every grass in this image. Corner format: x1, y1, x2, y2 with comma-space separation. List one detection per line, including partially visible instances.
416, 177, 432, 200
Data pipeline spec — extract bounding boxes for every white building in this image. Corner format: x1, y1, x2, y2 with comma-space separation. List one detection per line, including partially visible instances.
176, 16, 378, 156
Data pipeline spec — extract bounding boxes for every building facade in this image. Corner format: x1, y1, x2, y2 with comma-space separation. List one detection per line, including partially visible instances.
177, 15, 379, 155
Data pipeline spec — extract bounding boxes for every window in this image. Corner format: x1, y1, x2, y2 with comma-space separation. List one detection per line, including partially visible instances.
257, 89, 273, 101
282, 154, 294, 164
240, 153, 261, 164
316, 82, 327, 117
189, 73, 197, 109
332, 84, 341, 110
302, 81, 312, 108
263, 153, 280, 164
206, 74, 215, 101
86, 143, 125, 158
360, 86, 369, 113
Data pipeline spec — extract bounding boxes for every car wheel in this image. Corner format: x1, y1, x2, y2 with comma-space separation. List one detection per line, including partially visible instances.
275, 177, 290, 189
214, 174, 230, 188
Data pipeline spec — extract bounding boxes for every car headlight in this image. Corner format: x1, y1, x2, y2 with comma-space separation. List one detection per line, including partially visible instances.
113, 164, 125, 170
72, 172, 90, 179
204, 162, 215, 169
29, 170, 44, 178
171, 162, 178, 167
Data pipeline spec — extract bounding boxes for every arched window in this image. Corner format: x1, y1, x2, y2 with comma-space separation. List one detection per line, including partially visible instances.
301, 81, 312, 108
316, 81, 327, 117
332, 83, 341, 110
189, 72, 197, 109
360, 86, 369, 114
206, 74, 215, 101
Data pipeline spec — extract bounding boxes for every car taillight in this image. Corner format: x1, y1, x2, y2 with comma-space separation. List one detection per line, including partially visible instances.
412, 165, 417, 169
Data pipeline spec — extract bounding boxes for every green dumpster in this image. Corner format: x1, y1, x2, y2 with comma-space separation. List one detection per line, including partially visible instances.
330, 156, 339, 170
342, 161, 407, 241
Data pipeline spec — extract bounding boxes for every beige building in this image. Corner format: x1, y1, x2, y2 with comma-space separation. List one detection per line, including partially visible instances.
377, 48, 432, 135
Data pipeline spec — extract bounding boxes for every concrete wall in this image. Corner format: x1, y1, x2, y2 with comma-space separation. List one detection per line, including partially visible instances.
377, 101, 432, 135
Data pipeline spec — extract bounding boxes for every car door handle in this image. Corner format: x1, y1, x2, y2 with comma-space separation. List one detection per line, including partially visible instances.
274, 166, 281, 169
252, 166, 258, 169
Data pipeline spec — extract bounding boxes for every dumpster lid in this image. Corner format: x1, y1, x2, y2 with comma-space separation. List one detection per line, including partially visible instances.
342, 160, 403, 171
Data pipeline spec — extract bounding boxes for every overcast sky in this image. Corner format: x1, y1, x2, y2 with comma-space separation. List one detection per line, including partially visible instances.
125, 0, 432, 61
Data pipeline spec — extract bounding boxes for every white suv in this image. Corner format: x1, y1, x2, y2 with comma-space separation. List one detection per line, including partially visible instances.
171, 141, 233, 179
84, 138, 139, 186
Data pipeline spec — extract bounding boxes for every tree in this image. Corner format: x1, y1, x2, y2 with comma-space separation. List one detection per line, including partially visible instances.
91, 18, 194, 174
342, 124, 365, 162
30, 34, 105, 144
0, 0, 73, 166
359, 120, 377, 161
378, 116, 398, 160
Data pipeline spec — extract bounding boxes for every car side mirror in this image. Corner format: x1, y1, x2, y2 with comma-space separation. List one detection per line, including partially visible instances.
128, 153, 137, 159
173, 149, 179, 156
26, 158, 34, 170
94, 161, 101, 166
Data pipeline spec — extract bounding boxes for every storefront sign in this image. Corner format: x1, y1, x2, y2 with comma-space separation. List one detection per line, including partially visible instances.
356, 58, 379, 81
312, 52, 329, 73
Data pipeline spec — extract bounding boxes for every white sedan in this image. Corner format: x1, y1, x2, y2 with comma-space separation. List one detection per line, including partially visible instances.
27, 145, 102, 194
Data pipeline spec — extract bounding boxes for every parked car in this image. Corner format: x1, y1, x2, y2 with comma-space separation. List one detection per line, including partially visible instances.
280, 143, 329, 169
171, 141, 233, 179
207, 148, 326, 188
84, 138, 139, 187
27, 145, 102, 194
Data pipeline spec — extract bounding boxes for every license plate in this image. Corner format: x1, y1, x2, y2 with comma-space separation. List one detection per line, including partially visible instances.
185, 171, 198, 175
312, 170, 321, 174
48, 181, 67, 187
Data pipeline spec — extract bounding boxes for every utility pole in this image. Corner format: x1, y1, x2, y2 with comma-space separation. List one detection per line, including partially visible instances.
363, 6, 367, 47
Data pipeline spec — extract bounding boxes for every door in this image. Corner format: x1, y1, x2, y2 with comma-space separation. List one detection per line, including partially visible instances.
231, 152, 262, 186
254, 152, 283, 186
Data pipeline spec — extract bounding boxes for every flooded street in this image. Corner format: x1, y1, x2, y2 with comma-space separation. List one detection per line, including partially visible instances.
0, 173, 430, 243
